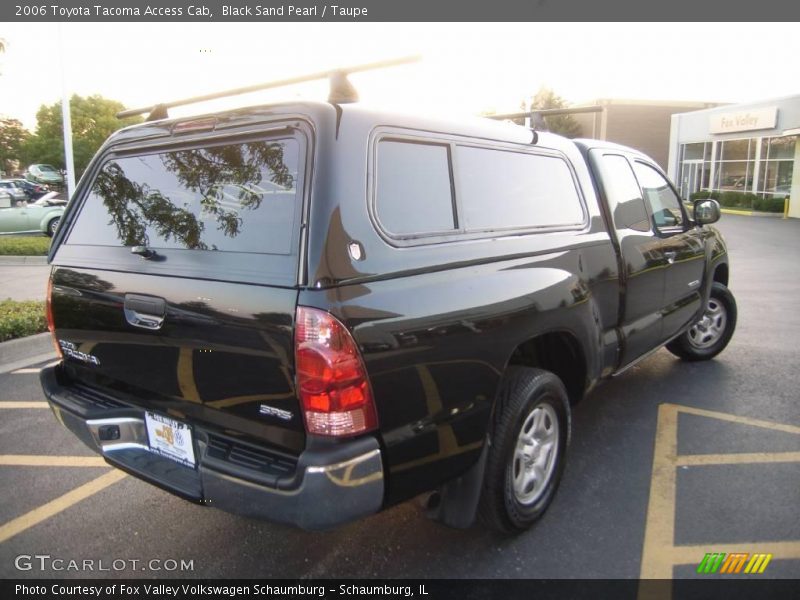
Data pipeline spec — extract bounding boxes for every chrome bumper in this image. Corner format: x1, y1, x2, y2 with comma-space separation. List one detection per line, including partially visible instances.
41, 366, 384, 530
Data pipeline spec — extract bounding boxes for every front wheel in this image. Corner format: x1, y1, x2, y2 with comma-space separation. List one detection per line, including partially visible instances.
478, 367, 570, 533
666, 282, 737, 361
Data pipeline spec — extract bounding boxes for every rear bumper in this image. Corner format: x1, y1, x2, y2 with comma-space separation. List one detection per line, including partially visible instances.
40, 365, 384, 530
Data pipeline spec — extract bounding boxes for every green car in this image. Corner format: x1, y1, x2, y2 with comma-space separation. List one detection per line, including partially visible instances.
0, 192, 64, 236
25, 164, 65, 187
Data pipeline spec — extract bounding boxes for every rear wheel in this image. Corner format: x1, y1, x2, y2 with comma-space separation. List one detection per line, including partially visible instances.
667, 282, 737, 361
46, 217, 60, 237
478, 367, 570, 533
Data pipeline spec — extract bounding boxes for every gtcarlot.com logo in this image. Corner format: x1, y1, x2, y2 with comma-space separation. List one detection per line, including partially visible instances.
14, 554, 195, 572
696, 552, 772, 574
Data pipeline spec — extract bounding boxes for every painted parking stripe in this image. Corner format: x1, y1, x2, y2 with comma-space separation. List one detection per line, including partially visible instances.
0, 455, 109, 467
639, 403, 800, 585
10, 360, 61, 375
0, 352, 58, 376
676, 451, 800, 466
0, 401, 49, 409
0, 470, 127, 543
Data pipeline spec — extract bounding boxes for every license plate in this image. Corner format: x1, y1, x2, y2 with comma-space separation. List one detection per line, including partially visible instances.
144, 412, 195, 468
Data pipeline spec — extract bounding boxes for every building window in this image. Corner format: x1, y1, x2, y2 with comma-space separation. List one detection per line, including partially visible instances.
678, 142, 711, 199
716, 138, 754, 192
757, 135, 796, 199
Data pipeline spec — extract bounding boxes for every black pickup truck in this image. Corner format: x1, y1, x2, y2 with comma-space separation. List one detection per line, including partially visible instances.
40, 97, 735, 533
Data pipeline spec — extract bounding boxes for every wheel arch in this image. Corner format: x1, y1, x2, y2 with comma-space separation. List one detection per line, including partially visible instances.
505, 329, 588, 405
713, 262, 729, 287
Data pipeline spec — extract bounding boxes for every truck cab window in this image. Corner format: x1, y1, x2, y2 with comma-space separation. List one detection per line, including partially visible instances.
633, 162, 685, 232
595, 154, 650, 232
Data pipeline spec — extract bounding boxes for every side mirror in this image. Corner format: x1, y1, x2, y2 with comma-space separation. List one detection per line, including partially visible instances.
694, 198, 721, 226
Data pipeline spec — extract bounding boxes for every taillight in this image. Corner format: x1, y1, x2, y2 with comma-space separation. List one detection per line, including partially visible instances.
46, 276, 63, 359
295, 306, 377, 437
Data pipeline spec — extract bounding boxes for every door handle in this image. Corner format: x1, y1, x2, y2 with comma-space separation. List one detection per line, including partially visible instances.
124, 294, 166, 330
664, 251, 677, 264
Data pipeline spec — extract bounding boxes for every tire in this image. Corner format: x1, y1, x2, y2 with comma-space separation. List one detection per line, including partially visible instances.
666, 282, 737, 361
478, 367, 571, 533
46, 217, 60, 237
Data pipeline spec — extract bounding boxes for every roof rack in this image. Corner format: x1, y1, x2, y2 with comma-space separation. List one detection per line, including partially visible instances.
485, 105, 603, 131
116, 55, 421, 122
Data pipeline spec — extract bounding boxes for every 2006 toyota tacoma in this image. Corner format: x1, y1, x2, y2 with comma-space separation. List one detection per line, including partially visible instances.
40, 74, 736, 533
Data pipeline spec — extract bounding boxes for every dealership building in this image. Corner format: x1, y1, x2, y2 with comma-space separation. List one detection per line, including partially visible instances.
666, 95, 800, 217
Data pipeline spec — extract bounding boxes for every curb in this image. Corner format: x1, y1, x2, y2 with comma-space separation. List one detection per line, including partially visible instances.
720, 209, 783, 218
0, 332, 54, 366
0, 255, 49, 265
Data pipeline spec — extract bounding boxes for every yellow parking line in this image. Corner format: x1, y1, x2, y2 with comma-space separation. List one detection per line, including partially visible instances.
177, 347, 202, 403
640, 403, 679, 579
640, 403, 800, 585
675, 405, 800, 435
0, 470, 127, 543
0, 402, 49, 409
676, 451, 800, 466
0, 455, 109, 467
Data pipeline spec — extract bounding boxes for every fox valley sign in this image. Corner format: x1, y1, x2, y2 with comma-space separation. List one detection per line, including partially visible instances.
709, 107, 778, 134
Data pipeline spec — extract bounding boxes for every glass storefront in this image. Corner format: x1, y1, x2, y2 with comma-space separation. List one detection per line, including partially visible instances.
678, 135, 797, 211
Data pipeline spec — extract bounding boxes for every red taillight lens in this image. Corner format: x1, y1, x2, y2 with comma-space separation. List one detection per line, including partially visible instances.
295, 306, 377, 437
46, 276, 63, 359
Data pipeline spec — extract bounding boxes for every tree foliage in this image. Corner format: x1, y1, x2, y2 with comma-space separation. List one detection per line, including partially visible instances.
22, 95, 142, 177
91, 141, 293, 250
0, 118, 30, 174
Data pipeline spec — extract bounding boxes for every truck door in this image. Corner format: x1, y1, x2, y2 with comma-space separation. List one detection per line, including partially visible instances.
631, 161, 706, 341
589, 151, 668, 366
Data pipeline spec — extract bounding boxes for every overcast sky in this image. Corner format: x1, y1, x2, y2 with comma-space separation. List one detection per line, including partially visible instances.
1, 22, 798, 130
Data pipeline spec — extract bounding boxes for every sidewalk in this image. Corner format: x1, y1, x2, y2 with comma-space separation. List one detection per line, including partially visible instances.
0, 259, 49, 301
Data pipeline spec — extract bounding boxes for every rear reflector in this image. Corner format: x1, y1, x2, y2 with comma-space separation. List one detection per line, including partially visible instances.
46, 276, 63, 359
295, 306, 377, 437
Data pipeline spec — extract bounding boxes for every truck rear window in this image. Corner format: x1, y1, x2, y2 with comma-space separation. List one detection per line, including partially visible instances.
68, 139, 300, 255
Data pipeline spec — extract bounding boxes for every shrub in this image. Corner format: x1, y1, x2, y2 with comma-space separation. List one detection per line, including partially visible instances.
0, 236, 51, 256
690, 190, 719, 201
752, 196, 786, 213
0, 300, 47, 342
717, 191, 757, 209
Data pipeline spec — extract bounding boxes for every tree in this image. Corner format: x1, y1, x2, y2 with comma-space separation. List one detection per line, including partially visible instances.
0, 118, 30, 175
22, 95, 142, 177
526, 87, 583, 138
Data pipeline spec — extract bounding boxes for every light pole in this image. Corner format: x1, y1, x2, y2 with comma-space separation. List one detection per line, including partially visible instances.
57, 24, 76, 199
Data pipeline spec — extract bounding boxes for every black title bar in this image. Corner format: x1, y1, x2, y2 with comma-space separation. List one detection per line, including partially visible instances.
5, 579, 800, 600
4, 0, 800, 22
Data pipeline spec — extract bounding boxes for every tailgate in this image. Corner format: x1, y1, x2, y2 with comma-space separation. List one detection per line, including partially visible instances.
48, 130, 308, 454
50, 267, 304, 453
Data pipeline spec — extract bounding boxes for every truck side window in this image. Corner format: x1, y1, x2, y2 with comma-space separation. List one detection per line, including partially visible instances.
375, 140, 456, 236
597, 154, 650, 232
633, 162, 685, 232
455, 146, 584, 231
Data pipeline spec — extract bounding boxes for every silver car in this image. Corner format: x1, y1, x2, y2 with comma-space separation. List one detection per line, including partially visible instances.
0, 180, 28, 203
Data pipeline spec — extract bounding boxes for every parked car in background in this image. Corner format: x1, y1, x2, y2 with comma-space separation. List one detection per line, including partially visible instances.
0, 180, 29, 203
7, 178, 49, 200
25, 164, 64, 187
0, 192, 64, 236
32, 191, 67, 206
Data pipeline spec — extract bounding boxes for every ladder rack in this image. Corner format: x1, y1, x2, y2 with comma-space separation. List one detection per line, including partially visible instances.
116, 55, 421, 121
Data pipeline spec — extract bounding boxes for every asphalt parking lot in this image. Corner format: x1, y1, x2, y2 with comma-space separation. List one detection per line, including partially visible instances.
0, 214, 798, 580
